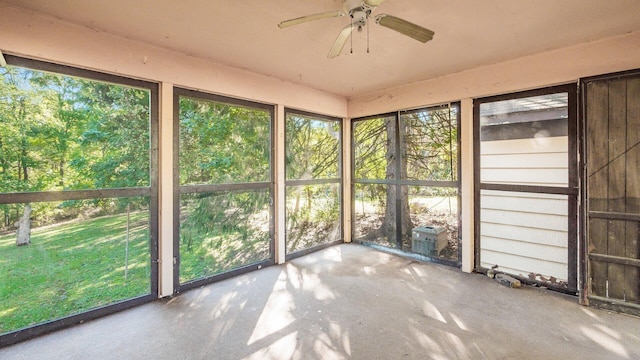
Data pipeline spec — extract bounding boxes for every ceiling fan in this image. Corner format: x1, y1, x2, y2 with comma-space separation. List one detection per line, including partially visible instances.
277, 0, 434, 58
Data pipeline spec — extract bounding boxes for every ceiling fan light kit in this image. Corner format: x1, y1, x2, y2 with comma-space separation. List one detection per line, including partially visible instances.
277, 0, 434, 58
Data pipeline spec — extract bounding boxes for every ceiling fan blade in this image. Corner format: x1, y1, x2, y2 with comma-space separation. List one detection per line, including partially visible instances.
364, 0, 386, 6
278, 11, 344, 28
375, 14, 434, 43
327, 24, 355, 58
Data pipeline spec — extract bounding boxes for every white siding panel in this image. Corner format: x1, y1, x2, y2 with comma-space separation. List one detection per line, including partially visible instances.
479, 135, 570, 283
481, 136, 568, 155
481, 236, 567, 264
481, 222, 567, 247
481, 192, 568, 215
481, 249, 567, 281
482, 152, 568, 169
481, 168, 568, 186
482, 190, 567, 200
480, 208, 567, 232
480, 136, 568, 187
479, 190, 569, 282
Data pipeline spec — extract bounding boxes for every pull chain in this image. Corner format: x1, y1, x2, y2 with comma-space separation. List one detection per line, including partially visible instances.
350, 16, 354, 54
367, 17, 370, 53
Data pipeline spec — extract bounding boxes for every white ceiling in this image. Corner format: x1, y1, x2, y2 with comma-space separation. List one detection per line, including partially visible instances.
3, 0, 640, 97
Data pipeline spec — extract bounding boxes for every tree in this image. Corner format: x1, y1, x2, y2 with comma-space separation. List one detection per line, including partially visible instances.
285, 114, 341, 252
353, 107, 457, 250
354, 116, 411, 247
1, 64, 153, 230
177, 96, 272, 256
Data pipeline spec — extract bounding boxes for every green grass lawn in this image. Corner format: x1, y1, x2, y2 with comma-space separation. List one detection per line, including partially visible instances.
0, 199, 275, 334
0, 212, 151, 334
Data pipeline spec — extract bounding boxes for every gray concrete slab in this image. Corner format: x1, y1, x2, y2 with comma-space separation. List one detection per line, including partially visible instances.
1, 244, 639, 359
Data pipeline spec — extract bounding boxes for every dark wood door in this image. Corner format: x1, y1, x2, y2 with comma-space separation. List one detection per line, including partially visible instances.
584, 71, 640, 316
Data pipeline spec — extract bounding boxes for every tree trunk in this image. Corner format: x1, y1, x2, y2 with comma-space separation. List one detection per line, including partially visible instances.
396, 118, 413, 248
59, 159, 65, 187
16, 204, 32, 246
362, 117, 413, 247
21, 143, 28, 182
382, 118, 398, 243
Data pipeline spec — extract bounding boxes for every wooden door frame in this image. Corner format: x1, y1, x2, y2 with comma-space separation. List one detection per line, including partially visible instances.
580, 69, 640, 316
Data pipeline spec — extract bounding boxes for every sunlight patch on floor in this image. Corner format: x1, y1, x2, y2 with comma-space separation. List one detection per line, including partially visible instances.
449, 312, 470, 331
581, 325, 629, 358
245, 331, 298, 360
285, 263, 336, 301
247, 271, 295, 346
422, 300, 447, 323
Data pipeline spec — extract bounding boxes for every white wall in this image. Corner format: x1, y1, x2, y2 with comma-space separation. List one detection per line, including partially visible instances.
348, 31, 640, 118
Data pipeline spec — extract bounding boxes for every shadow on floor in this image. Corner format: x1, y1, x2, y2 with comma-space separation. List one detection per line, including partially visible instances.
1, 243, 639, 359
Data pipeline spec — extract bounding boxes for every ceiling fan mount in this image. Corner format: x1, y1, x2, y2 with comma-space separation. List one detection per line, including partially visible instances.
343, 0, 372, 26
278, 0, 434, 58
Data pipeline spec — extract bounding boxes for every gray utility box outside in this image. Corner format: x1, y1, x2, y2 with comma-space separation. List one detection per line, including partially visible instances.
412, 226, 447, 257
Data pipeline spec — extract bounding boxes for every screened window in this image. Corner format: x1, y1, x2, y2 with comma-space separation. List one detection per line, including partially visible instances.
175, 89, 274, 290
285, 110, 342, 257
353, 104, 460, 264
0, 56, 158, 340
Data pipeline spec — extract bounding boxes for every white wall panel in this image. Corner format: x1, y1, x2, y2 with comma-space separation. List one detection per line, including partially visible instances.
481, 236, 567, 264
481, 152, 568, 169
480, 208, 568, 232
480, 169, 568, 187
481, 223, 567, 247
480, 190, 569, 281
480, 137, 568, 186
482, 191, 568, 215
481, 137, 568, 155
481, 249, 567, 281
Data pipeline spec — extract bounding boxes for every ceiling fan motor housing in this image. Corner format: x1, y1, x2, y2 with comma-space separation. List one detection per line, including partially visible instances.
343, 0, 366, 13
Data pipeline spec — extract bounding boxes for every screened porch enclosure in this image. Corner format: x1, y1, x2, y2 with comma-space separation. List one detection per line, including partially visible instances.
174, 89, 275, 291
1, 47, 639, 348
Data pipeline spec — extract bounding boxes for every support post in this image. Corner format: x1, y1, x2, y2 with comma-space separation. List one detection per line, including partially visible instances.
158, 82, 174, 296
275, 104, 286, 264
460, 98, 475, 273
342, 117, 352, 243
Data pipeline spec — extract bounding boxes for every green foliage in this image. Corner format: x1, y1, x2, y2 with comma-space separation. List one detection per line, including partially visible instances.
0, 211, 151, 334
0, 65, 151, 228
401, 107, 458, 181
353, 108, 458, 248
285, 115, 340, 180
179, 97, 270, 185
284, 114, 341, 253
285, 184, 341, 254
178, 191, 271, 282
353, 117, 390, 180
354, 109, 457, 182
177, 96, 273, 282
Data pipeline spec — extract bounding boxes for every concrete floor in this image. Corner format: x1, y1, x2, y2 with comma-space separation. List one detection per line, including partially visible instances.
1, 244, 640, 360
